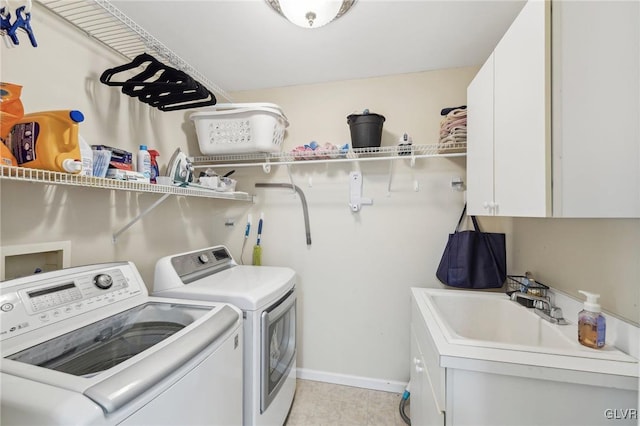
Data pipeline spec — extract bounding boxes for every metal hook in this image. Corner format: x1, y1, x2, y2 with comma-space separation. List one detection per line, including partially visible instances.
286, 165, 296, 194
386, 159, 393, 196
262, 159, 271, 174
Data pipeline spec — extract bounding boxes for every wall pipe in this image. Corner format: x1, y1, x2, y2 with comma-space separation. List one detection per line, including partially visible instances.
255, 183, 312, 246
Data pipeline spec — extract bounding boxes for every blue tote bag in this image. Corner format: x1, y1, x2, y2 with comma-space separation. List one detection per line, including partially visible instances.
436, 204, 506, 289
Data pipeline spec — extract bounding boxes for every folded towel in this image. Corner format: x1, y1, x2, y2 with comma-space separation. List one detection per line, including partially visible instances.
441, 128, 467, 135
441, 118, 467, 132
440, 134, 467, 144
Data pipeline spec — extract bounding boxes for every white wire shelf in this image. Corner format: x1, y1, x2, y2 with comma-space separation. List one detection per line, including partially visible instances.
0, 165, 254, 202
36, 0, 232, 102
190, 143, 466, 169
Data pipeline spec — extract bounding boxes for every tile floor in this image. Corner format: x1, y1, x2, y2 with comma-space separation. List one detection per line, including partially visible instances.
284, 379, 409, 426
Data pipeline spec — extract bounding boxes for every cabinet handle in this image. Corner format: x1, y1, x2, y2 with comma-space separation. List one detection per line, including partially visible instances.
483, 201, 498, 212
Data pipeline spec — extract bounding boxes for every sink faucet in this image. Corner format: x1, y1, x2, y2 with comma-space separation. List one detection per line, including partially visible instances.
510, 292, 568, 325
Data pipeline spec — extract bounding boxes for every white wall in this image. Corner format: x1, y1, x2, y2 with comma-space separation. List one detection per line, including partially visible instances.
210, 71, 515, 386
0, 4, 235, 281
511, 218, 640, 324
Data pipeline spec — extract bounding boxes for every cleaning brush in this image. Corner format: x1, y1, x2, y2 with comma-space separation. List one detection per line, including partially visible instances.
252, 213, 264, 266
240, 213, 252, 265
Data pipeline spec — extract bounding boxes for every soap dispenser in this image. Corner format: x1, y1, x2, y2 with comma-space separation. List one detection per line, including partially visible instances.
578, 290, 606, 349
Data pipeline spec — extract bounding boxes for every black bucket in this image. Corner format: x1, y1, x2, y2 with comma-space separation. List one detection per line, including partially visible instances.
347, 111, 385, 149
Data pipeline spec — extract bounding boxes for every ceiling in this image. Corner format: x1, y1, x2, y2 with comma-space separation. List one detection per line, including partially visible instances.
111, 0, 526, 95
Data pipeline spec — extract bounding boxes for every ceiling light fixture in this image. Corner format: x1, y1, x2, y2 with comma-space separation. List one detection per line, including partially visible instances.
266, 0, 356, 29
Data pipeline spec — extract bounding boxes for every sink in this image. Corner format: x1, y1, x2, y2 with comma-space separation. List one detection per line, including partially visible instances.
419, 288, 636, 363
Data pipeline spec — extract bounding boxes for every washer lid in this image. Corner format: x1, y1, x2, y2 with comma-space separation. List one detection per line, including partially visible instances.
2, 301, 240, 414
154, 265, 295, 311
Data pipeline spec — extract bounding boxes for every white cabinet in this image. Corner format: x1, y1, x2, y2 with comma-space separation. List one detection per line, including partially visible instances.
551, 0, 639, 217
467, 0, 639, 218
410, 329, 443, 426
466, 53, 495, 215
467, 0, 551, 217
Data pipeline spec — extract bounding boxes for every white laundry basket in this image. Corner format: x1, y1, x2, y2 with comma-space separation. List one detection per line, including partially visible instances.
191, 103, 289, 155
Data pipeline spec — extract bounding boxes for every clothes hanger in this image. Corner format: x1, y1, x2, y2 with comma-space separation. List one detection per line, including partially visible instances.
100, 53, 190, 89
101, 53, 217, 111
122, 66, 194, 99
120, 62, 214, 109
144, 81, 210, 107
159, 89, 217, 112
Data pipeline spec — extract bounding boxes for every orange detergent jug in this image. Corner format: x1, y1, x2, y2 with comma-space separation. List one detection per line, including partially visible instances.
0, 82, 25, 142
9, 110, 85, 173
1, 142, 17, 166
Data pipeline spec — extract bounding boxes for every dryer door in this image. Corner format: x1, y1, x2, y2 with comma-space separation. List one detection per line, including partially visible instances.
260, 289, 296, 413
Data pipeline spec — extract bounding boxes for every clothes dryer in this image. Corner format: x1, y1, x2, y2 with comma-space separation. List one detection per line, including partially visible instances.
154, 246, 296, 426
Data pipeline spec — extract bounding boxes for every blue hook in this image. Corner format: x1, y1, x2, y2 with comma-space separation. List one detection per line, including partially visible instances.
7, 6, 37, 47
0, 7, 11, 33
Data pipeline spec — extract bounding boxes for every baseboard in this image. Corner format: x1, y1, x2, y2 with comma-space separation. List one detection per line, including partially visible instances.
296, 368, 408, 394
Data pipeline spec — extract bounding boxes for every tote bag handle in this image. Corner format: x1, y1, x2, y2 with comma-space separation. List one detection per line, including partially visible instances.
454, 204, 504, 284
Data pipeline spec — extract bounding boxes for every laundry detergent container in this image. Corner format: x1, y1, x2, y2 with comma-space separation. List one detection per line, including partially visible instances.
347, 110, 385, 149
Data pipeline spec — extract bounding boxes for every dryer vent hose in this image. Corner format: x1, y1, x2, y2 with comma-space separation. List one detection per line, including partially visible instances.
255, 183, 311, 246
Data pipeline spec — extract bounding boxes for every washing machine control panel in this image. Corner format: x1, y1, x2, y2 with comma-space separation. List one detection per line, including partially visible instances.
0, 263, 145, 341
171, 247, 235, 284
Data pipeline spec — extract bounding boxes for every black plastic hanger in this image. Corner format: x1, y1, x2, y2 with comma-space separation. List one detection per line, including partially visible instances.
100, 53, 217, 111
159, 89, 217, 111
100, 53, 190, 90
123, 67, 194, 100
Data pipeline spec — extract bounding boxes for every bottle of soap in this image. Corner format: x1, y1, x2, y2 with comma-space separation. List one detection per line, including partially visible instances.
578, 290, 606, 349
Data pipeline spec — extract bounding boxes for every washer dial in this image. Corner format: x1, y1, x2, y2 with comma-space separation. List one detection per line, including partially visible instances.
93, 274, 113, 290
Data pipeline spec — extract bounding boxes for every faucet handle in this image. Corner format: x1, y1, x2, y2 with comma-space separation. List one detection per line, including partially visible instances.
550, 307, 564, 319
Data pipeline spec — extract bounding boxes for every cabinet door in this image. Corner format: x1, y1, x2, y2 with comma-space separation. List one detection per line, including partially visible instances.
493, 0, 551, 217
551, 0, 640, 217
467, 53, 496, 216
410, 328, 427, 425
410, 328, 445, 426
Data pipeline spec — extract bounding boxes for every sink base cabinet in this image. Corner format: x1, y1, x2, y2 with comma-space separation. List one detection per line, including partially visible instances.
445, 369, 637, 426
410, 297, 638, 426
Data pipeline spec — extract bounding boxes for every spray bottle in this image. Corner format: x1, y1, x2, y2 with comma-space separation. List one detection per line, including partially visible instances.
148, 149, 160, 183
578, 290, 606, 349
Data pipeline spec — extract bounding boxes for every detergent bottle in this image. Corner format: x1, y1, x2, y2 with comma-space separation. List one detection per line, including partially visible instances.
1, 142, 17, 166
0, 82, 25, 142
9, 110, 84, 173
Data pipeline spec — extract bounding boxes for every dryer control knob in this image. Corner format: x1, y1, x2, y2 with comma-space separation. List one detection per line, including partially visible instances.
93, 274, 113, 290
197, 253, 210, 264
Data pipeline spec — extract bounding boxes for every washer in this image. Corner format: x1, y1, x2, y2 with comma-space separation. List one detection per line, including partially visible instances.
0, 262, 243, 425
153, 245, 297, 426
